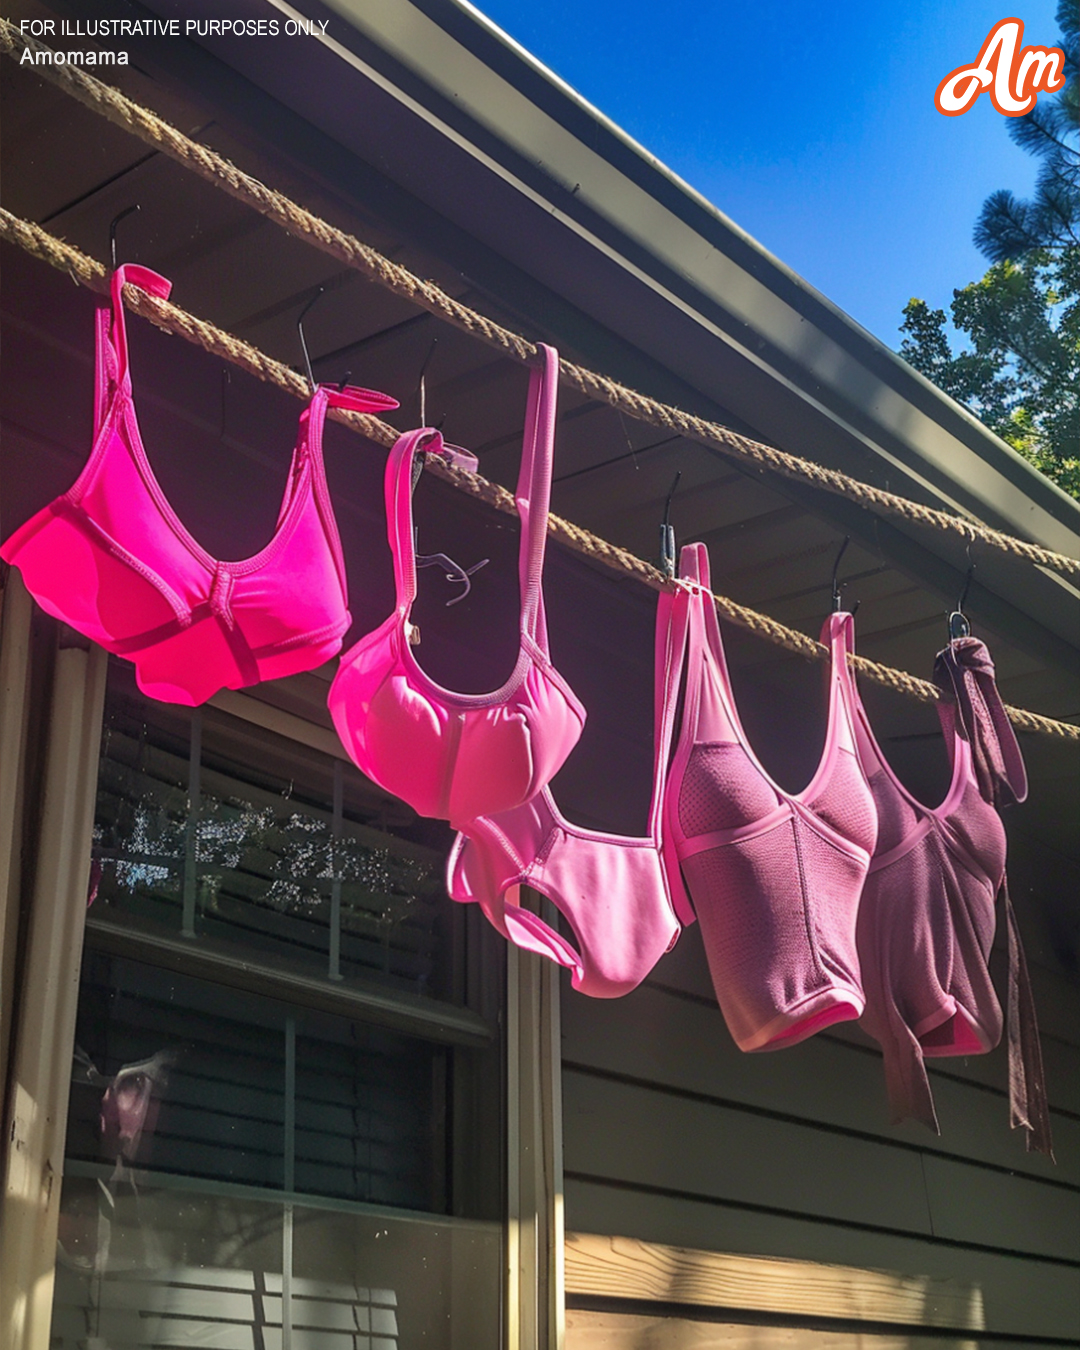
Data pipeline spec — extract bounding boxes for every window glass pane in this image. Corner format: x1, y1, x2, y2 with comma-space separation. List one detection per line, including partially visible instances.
54, 1179, 500, 1350
92, 665, 458, 999
70, 955, 446, 1210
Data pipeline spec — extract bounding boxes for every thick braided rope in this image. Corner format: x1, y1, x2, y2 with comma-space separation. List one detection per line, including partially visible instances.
1, 210, 1075, 741
3, 19, 1078, 582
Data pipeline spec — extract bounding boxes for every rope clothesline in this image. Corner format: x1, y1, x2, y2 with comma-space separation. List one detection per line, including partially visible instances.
1, 209, 1075, 741
2, 17, 1079, 583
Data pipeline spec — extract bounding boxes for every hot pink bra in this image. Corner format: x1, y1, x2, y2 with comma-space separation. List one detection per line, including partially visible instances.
0, 264, 398, 706
852, 634, 1051, 1152
446, 577, 694, 997
665, 543, 878, 1050
328, 345, 586, 827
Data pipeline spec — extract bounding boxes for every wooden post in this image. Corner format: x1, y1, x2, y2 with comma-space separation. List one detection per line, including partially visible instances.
0, 634, 108, 1350
506, 891, 565, 1350
0, 572, 33, 1097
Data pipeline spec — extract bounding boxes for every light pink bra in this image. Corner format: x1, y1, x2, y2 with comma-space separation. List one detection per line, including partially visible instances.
665, 543, 878, 1050
0, 265, 399, 706
447, 578, 695, 998
328, 346, 586, 826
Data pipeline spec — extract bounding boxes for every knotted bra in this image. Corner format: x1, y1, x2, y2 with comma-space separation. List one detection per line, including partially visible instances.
0, 265, 399, 706
328, 345, 586, 827
447, 575, 694, 998
852, 634, 1052, 1154
665, 543, 877, 1049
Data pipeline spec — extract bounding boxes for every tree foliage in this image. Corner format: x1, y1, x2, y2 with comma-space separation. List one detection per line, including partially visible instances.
900, 0, 1079, 499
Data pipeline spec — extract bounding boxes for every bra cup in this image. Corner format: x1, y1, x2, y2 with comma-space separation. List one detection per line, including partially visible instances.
331, 627, 448, 813
449, 811, 681, 1000
133, 621, 249, 707
857, 830, 1002, 1069
5, 510, 179, 645
947, 778, 1007, 886
447, 705, 534, 827
678, 740, 780, 837
805, 747, 878, 858
231, 495, 347, 650
332, 633, 584, 826
535, 831, 679, 998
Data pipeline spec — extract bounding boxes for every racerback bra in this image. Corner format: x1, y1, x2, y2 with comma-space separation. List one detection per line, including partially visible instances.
851, 632, 1052, 1153
665, 543, 878, 1050
0, 264, 399, 706
446, 577, 695, 997
328, 345, 586, 827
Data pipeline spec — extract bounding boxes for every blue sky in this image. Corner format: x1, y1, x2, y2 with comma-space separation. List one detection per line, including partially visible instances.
470, 0, 1063, 349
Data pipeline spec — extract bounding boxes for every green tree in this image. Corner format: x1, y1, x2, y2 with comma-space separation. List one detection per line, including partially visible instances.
900, 1, 1079, 499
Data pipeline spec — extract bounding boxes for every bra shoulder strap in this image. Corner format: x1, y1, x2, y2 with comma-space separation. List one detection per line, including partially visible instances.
301, 384, 401, 595
517, 345, 559, 651
679, 542, 743, 746
386, 427, 445, 614
93, 305, 117, 437
651, 562, 695, 923
820, 610, 861, 759
108, 264, 172, 393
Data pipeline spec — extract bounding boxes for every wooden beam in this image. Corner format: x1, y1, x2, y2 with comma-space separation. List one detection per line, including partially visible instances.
566, 1309, 979, 1348
564, 1234, 985, 1331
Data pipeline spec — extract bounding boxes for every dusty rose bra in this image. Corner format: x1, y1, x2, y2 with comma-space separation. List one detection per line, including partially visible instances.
446, 577, 694, 998
851, 633, 1052, 1153
0, 264, 399, 706
328, 345, 586, 827
665, 543, 878, 1050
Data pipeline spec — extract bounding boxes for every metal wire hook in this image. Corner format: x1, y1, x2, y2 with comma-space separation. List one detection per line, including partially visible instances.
295, 287, 325, 393
660, 470, 681, 579
418, 337, 438, 427
831, 536, 851, 612
108, 204, 140, 270
949, 545, 975, 640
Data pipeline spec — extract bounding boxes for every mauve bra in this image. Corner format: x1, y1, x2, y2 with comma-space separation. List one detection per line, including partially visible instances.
0, 264, 399, 706
851, 633, 1052, 1153
665, 542, 878, 1050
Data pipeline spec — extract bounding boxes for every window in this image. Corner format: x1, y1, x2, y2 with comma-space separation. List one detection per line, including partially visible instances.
52, 662, 504, 1350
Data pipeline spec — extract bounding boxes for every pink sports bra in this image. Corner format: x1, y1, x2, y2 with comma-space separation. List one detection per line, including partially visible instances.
0, 265, 399, 706
446, 578, 694, 998
328, 346, 586, 827
665, 543, 878, 1050
851, 634, 1052, 1153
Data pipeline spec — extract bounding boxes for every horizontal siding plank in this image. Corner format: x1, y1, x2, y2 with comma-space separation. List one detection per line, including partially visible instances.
563, 1071, 933, 1235
564, 1070, 1076, 1261
564, 1233, 983, 1328
565, 1179, 1080, 1339
561, 983, 1079, 1183
921, 1153, 1080, 1261
646, 929, 1080, 1114
565, 1310, 978, 1349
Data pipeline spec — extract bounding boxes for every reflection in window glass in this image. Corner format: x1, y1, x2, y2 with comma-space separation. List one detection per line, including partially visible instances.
70, 956, 442, 1209
92, 668, 457, 999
